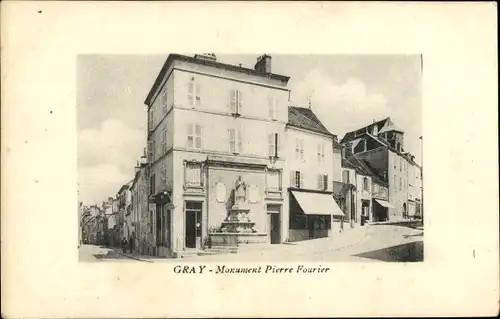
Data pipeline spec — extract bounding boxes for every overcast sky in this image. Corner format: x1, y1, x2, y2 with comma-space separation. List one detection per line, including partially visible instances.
78, 54, 422, 205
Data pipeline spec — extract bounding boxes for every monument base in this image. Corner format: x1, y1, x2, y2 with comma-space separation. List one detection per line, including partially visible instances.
208, 232, 268, 247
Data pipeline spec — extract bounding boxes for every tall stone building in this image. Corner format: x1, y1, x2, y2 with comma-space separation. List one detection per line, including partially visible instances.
340, 117, 421, 221
143, 53, 291, 257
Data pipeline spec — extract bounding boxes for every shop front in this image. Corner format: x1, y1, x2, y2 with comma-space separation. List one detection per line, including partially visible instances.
372, 198, 394, 222
288, 189, 344, 242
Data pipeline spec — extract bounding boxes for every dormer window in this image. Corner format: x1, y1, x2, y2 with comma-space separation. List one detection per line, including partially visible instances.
373, 125, 378, 135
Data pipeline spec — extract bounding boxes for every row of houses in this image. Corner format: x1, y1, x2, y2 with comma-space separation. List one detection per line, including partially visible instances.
91, 53, 422, 258
79, 203, 109, 246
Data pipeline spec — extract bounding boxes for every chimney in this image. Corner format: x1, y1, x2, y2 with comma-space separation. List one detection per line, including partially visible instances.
140, 148, 148, 166
254, 54, 272, 73
194, 53, 217, 62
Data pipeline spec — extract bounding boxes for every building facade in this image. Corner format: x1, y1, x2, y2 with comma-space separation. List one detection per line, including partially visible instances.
341, 117, 421, 221
117, 182, 132, 241
144, 53, 291, 256
286, 106, 344, 242
130, 155, 149, 254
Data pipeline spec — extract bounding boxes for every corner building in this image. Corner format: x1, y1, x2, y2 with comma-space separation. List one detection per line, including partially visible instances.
144, 54, 291, 257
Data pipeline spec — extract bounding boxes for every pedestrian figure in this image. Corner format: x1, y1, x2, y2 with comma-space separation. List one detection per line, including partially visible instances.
129, 232, 135, 253
122, 237, 127, 253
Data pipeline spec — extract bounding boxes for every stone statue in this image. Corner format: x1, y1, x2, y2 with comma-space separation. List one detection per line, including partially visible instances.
234, 176, 247, 206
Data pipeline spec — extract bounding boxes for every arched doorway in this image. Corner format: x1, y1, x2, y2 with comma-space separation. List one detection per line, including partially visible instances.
402, 203, 407, 219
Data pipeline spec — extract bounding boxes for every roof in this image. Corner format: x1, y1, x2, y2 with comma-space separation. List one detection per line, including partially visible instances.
379, 123, 404, 134
341, 117, 391, 143
342, 147, 372, 176
332, 181, 353, 198
287, 106, 334, 137
117, 179, 134, 195
359, 159, 389, 186
145, 54, 291, 105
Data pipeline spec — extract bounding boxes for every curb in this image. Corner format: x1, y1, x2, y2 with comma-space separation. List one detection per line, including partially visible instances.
111, 248, 153, 263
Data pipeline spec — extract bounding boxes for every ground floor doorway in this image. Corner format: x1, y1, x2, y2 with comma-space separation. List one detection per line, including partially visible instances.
372, 200, 389, 222
266, 204, 281, 244
185, 201, 202, 249
361, 200, 370, 224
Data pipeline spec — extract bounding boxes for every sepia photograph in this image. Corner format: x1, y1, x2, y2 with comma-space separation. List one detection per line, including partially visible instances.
78, 53, 424, 262
3, 1, 498, 318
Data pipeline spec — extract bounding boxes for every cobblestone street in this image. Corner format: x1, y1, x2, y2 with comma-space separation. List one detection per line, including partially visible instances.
79, 221, 423, 263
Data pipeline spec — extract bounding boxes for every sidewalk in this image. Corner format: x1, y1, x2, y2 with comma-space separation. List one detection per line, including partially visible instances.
109, 225, 370, 262
109, 247, 171, 262
188, 225, 369, 261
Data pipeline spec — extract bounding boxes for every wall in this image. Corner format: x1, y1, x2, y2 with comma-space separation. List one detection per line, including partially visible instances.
174, 59, 289, 91
173, 108, 286, 160
150, 152, 174, 195
388, 151, 409, 220
341, 167, 357, 224
355, 146, 389, 175
150, 110, 175, 163
408, 162, 422, 201
207, 167, 266, 231
356, 174, 372, 222
332, 148, 342, 182
286, 127, 334, 191
172, 67, 289, 123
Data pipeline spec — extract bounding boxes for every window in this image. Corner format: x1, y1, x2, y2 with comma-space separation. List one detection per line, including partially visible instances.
147, 140, 155, 163
266, 169, 281, 191
149, 210, 154, 233
291, 170, 302, 188
148, 108, 154, 131
400, 158, 402, 171
229, 89, 243, 114
150, 174, 155, 195
363, 177, 369, 191
187, 123, 202, 149
188, 79, 201, 107
317, 143, 325, 163
317, 174, 328, 191
394, 175, 397, 192
229, 128, 242, 153
161, 89, 168, 115
295, 138, 304, 160
268, 96, 278, 120
399, 177, 402, 191
342, 171, 350, 184
160, 162, 167, 189
161, 128, 167, 154
268, 133, 280, 157
185, 162, 202, 187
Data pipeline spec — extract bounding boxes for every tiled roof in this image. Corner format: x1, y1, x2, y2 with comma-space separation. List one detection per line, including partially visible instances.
379, 123, 404, 134
341, 147, 370, 175
359, 159, 389, 186
332, 181, 352, 198
287, 106, 333, 136
341, 117, 391, 143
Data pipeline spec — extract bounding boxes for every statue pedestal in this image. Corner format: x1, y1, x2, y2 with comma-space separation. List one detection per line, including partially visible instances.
207, 205, 267, 248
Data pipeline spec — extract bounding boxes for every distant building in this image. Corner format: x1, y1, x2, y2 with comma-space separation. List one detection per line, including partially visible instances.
341, 117, 421, 221
130, 152, 149, 254
117, 182, 133, 241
